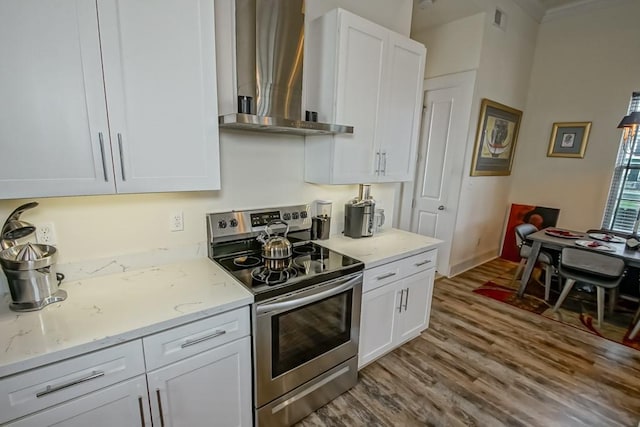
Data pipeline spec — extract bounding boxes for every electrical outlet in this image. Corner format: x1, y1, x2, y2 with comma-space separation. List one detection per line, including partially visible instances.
36, 222, 57, 246
170, 211, 184, 232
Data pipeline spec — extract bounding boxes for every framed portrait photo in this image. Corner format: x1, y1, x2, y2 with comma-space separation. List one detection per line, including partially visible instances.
547, 122, 591, 158
471, 99, 523, 176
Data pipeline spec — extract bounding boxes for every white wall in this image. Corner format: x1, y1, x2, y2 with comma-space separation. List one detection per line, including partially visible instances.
509, 0, 640, 231
451, 2, 538, 274
0, 133, 396, 264
412, 13, 485, 79
407, 1, 539, 275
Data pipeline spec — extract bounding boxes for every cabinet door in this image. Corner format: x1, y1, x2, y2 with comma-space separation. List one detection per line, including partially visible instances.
395, 269, 434, 345
147, 337, 252, 427
331, 12, 386, 184
377, 33, 426, 182
0, 0, 115, 199
98, 0, 220, 193
359, 281, 403, 368
6, 376, 151, 427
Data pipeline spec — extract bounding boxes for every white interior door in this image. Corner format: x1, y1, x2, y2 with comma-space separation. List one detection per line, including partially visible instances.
399, 71, 475, 276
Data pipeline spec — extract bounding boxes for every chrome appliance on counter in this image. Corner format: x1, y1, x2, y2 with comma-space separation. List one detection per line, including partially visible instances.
206, 204, 364, 426
344, 184, 375, 238
0, 202, 66, 311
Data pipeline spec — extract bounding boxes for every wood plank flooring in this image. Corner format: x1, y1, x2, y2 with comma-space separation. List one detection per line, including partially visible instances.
297, 258, 640, 426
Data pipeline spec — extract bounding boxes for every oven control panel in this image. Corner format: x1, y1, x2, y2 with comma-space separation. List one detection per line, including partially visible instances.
207, 204, 312, 242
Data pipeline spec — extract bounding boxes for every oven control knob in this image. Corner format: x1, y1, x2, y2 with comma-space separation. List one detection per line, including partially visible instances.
283, 213, 291, 221
291, 212, 299, 220
300, 211, 308, 219
229, 219, 238, 227
218, 220, 227, 229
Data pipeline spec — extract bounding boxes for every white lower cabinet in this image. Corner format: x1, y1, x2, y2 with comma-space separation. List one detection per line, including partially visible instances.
1, 306, 252, 426
359, 250, 437, 369
147, 337, 252, 427
6, 376, 151, 427
395, 269, 435, 343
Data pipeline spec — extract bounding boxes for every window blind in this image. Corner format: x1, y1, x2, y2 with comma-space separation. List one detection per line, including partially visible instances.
602, 92, 640, 232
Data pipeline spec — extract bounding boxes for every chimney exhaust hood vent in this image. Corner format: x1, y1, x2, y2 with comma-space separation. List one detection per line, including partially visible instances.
218, 0, 353, 136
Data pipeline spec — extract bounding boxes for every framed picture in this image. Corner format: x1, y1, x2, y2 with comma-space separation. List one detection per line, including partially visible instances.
547, 122, 591, 158
471, 99, 523, 176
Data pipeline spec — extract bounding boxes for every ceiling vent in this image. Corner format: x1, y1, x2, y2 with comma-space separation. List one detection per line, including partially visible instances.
493, 7, 507, 30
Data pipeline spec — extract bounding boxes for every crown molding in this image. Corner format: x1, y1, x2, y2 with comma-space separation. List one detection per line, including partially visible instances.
542, 0, 627, 22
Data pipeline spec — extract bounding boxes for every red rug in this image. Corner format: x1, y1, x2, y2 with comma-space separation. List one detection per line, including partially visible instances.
473, 280, 640, 352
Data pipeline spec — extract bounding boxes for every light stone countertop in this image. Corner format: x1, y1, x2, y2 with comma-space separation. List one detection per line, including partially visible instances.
0, 257, 253, 378
320, 228, 442, 269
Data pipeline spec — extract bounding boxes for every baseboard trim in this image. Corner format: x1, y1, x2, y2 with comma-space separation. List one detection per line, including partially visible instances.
449, 250, 498, 277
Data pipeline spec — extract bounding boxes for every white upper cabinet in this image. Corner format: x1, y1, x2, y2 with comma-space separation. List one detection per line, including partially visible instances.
0, 0, 114, 198
99, 0, 220, 193
0, 0, 220, 200
378, 33, 427, 182
304, 9, 426, 185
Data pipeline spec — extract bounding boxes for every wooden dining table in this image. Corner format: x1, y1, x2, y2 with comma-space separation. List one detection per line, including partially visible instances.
517, 227, 640, 297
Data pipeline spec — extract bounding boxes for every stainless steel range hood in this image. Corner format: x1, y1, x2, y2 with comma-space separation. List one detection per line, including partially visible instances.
218, 0, 353, 136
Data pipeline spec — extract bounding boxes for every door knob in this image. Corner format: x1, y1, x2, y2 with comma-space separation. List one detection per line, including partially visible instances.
438, 205, 445, 210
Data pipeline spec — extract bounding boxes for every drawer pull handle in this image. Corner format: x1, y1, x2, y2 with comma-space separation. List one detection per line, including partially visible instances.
36, 370, 105, 398
138, 396, 145, 426
181, 330, 226, 348
376, 272, 397, 280
415, 260, 431, 267
156, 389, 166, 427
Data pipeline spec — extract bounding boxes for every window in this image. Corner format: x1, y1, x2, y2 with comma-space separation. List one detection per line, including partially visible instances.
603, 92, 640, 232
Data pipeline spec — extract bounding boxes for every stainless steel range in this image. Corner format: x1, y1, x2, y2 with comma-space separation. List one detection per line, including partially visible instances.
206, 204, 363, 426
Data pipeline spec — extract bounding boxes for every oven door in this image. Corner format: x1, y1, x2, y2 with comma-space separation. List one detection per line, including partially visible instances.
254, 272, 362, 407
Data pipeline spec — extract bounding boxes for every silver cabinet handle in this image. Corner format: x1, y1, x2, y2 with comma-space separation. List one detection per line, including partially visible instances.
98, 132, 108, 182
403, 287, 409, 311
375, 151, 381, 175
117, 133, 126, 181
36, 370, 105, 398
181, 330, 226, 348
397, 289, 404, 313
156, 389, 166, 427
376, 272, 396, 280
138, 396, 146, 426
382, 151, 387, 175
415, 260, 431, 267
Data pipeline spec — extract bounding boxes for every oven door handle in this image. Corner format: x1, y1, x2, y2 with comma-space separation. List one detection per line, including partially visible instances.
256, 274, 361, 315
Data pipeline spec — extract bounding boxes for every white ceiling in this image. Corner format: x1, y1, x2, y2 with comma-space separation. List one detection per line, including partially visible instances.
411, 0, 589, 34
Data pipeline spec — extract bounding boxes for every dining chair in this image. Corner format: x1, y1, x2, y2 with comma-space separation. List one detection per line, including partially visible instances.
510, 223, 556, 301
553, 247, 626, 328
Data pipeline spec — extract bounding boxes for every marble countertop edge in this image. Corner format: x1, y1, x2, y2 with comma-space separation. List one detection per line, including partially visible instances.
0, 295, 252, 379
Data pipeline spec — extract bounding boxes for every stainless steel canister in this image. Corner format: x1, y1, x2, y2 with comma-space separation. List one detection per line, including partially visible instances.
311, 216, 331, 240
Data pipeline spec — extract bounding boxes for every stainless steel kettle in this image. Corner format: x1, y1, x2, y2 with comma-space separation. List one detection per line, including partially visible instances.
257, 220, 292, 261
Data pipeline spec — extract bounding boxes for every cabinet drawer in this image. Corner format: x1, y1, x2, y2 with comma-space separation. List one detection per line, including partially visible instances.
0, 340, 145, 425
6, 375, 150, 427
363, 260, 403, 292
143, 306, 250, 371
363, 249, 437, 293
401, 249, 437, 278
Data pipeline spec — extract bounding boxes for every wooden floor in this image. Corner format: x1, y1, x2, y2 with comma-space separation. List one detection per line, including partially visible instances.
297, 258, 640, 427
